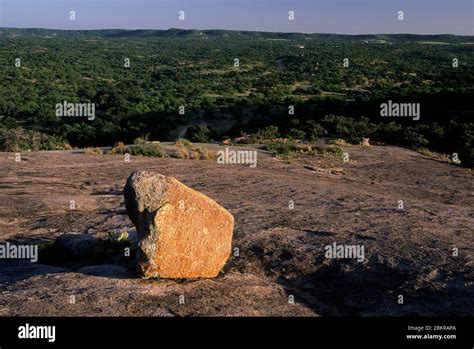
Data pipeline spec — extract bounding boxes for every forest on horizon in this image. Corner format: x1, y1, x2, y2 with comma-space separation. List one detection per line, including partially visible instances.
0, 28, 473, 166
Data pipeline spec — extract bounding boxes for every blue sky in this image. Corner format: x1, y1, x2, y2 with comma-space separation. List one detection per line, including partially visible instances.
0, 0, 472, 34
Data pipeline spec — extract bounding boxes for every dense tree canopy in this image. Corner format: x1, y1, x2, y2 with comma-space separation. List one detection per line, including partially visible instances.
0, 29, 473, 165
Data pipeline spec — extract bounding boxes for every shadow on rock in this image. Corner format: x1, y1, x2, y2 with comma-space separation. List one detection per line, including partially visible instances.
278, 258, 473, 316
38, 233, 138, 279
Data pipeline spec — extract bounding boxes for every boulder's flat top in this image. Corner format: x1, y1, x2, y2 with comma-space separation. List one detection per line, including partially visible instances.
0, 144, 472, 316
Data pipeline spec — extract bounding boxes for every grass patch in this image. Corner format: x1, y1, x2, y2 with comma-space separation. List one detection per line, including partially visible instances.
176, 148, 189, 159
195, 146, 215, 160
265, 140, 344, 160
169, 145, 215, 160
417, 147, 461, 165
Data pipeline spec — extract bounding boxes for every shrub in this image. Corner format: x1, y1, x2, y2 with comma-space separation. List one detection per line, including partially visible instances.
129, 144, 166, 157
321, 115, 376, 144
174, 138, 192, 147
401, 128, 429, 148
330, 138, 348, 146
187, 125, 212, 143
303, 121, 327, 142
133, 136, 148, 145
0, 128, 70, 152
292, 143, 315, 154
323, 145, 344, 158
109, 141, 129, 155
288, 128, 306, 140
84, 147, 103, 155
265, 141, 293, 158
314, 141, 344, 158
42, 134, 72, 151
256, 125, 279, 141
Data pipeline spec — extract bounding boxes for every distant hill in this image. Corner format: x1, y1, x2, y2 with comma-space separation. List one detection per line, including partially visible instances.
1, 28, 473, 43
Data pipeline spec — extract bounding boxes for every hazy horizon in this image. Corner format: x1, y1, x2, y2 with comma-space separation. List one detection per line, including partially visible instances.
0, 0, 472, 35
2, 26, 474, 37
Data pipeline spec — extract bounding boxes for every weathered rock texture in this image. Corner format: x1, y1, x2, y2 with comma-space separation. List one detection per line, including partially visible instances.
124, 171, 234, 279
1, 144, 472, 316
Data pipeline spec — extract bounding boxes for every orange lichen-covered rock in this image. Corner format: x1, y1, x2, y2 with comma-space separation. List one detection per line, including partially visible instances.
124, 171, 234, 279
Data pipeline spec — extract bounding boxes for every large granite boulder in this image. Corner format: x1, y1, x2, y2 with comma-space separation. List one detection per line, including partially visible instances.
124, 171, 234, 279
